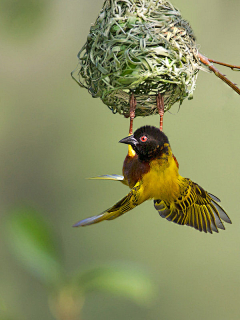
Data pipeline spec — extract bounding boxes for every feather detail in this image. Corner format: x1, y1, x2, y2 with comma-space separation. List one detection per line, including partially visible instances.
153, 178, 232, 233
73, 181, 145, 227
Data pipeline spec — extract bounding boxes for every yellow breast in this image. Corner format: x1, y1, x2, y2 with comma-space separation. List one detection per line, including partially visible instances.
141, 152, 180, 203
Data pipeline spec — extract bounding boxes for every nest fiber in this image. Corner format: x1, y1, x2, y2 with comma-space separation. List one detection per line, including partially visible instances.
72, 0, 202, 117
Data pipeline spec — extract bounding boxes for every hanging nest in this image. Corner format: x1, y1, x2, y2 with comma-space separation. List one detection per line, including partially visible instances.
72, 0, 206, 117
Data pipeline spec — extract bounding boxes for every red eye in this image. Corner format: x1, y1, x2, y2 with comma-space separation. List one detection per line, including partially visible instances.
140, 135, 148, 142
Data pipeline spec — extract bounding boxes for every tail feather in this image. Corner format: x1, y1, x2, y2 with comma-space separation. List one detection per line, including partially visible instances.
88, 174, 125, 181
88, 174, 128, 186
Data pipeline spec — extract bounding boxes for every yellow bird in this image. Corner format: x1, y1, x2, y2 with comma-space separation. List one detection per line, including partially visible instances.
73, 126, 231, 233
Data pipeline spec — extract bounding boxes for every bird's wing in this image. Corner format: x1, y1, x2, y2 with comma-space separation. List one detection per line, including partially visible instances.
154, 178, 231, 233
88, 175, 128, 185
73, 181, 144, 227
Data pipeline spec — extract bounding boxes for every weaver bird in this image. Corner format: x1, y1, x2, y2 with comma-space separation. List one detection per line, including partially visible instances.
73, 126, 231, 233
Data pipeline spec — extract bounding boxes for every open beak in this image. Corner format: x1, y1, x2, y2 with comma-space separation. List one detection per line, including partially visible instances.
119, 135, 138, 147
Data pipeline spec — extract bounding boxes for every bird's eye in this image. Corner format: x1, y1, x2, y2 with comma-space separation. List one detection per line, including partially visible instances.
140, 135, 148, 142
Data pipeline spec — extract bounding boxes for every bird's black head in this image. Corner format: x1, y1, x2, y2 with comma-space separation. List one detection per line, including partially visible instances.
119, 126, 170, 161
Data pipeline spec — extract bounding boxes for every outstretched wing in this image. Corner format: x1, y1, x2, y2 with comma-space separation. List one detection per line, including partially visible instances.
73, 181, 144, 227
154, 178, 231, 233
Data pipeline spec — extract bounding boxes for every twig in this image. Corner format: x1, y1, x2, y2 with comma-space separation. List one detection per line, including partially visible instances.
198, 53, 240, 95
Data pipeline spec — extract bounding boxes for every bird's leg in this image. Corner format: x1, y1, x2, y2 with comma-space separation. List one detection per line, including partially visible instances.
198, 53, 240, 95
156, 92, 164, 132
129, 92, 137, 135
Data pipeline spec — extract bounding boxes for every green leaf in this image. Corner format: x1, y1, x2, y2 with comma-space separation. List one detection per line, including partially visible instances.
74, 263, 157, 306
5, 207, 63, 286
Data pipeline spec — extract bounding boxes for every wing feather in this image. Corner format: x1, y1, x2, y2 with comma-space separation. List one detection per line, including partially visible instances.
154, 178, 231, 233
208, 203, 225, 230
202, 206, 213, 234
209, 193, 221, 202
197, 207, 203, 232
73, 181, 144, 227
200, 207, 207, 233
210, 199, 231, 223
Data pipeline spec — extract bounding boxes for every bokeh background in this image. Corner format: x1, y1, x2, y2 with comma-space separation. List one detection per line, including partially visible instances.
1, 0, 240, 319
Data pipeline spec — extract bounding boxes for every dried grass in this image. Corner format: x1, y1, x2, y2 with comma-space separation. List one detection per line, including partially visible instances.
72, 0, 206, 117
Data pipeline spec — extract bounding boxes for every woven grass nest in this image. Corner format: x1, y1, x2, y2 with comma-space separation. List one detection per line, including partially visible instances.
72, 0, 206, 117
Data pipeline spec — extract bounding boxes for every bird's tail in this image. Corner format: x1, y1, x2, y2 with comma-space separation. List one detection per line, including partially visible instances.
87, 174, 128, 186
87, 174, 126, 183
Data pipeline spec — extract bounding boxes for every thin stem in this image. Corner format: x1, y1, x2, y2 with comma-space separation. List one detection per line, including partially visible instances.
198, 53, 240, 95
208, 59, 240, 71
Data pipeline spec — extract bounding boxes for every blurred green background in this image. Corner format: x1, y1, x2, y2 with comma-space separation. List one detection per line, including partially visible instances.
1, 0, 240, 319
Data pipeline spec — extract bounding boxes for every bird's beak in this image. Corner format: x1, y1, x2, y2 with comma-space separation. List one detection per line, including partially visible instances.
119, 135, 138, 147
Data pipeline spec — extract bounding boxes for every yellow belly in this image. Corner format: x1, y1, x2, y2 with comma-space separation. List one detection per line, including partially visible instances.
141, 156, 180, 203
